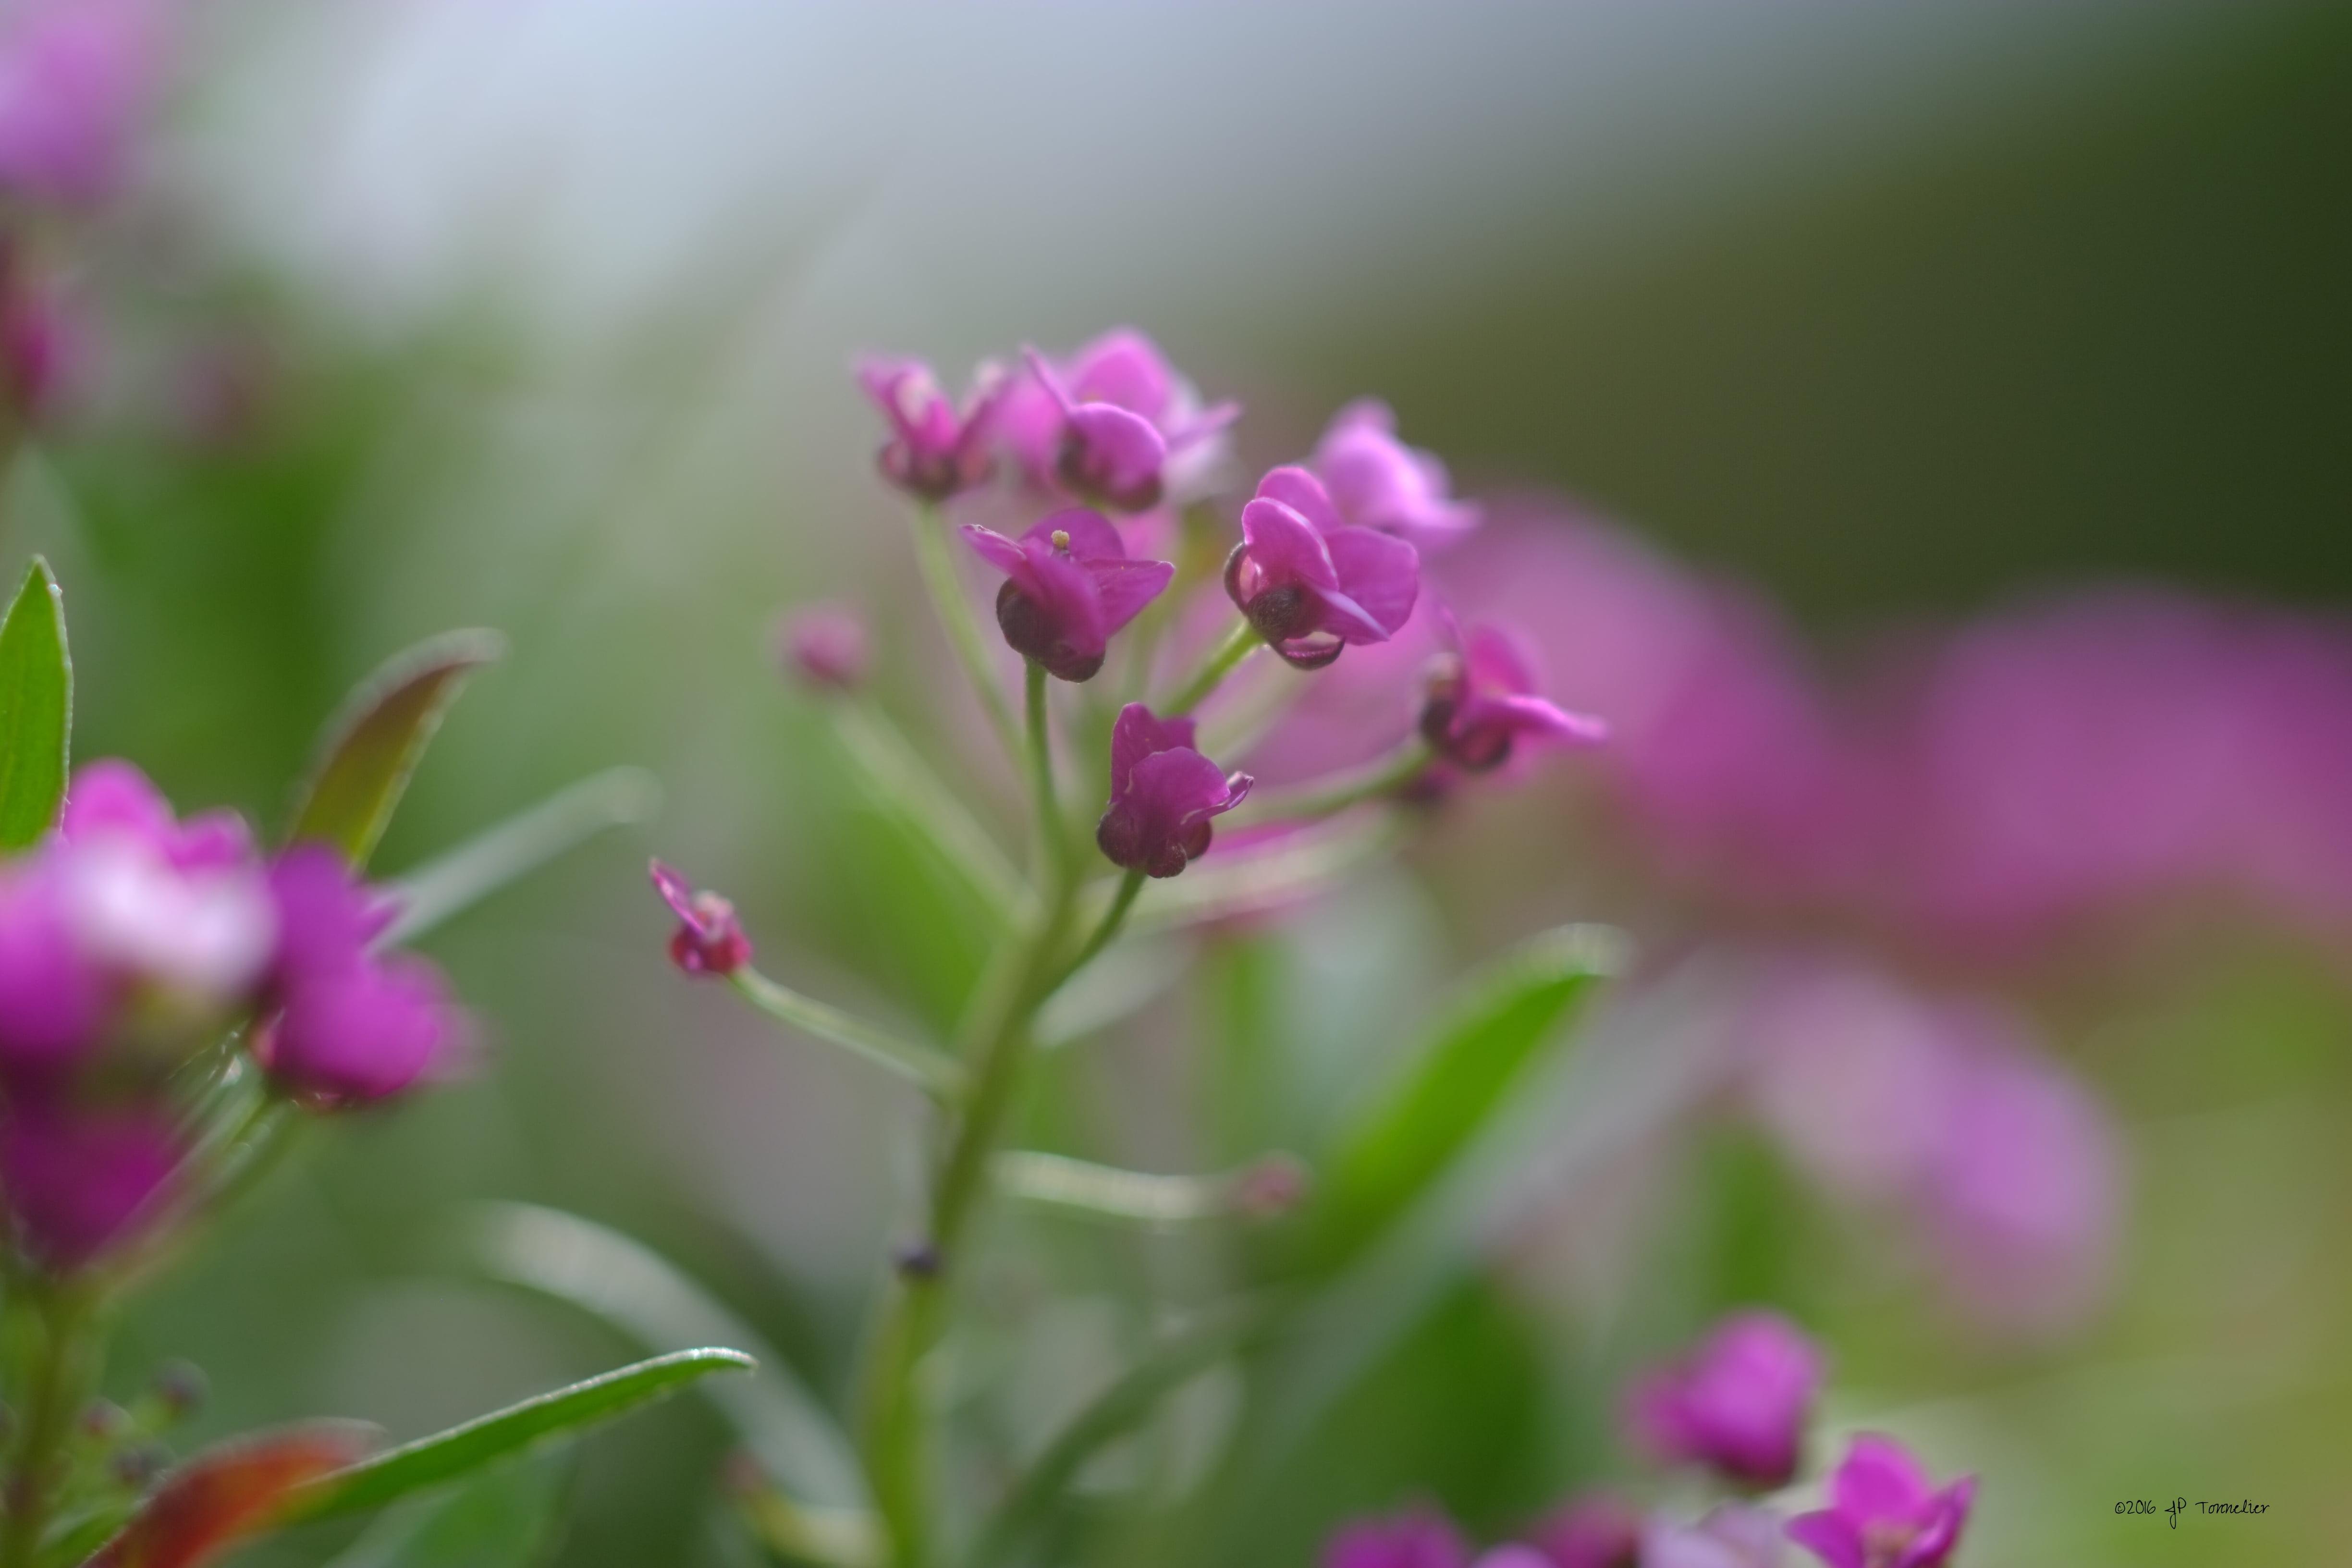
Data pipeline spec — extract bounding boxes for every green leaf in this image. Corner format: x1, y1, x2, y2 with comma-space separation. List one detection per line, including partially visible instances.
321, 1449, 572, 1568
0, 556, 71, 850
285, 629, 504, 868
380, 766, 662, 946
1291, 924, 1620, 1277
463, 1203, 870, 1511
82, 1422, 373, 1568
283, 1348, 752, 1524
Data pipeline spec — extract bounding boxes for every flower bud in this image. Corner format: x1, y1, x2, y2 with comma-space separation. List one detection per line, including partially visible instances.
779, 604, 868, 692
649, 860, 752, 978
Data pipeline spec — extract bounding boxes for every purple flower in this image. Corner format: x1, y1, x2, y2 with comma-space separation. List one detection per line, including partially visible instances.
1643, 1507, 1787, 1568
779, 603, 869, 691
998, 329, 1238, 513
858, 355, 1004, 501
1321, 1506, 1472, 1568
1523, 1493, 1642, 1568
1421, 621, 1606, 774
0, 1101, 180, 1270
961, 508, 1174, 682
0, 862, 107, 1077
0, 0, 162, 207
64, 758, 256, 871
1785, 1435, 1973, 1568
0, 246, 74, 421
262, 845, 460, 1106
1096, 704, 1252, 878
650, 859, 752, 977
1311, 400, 1480, 550
1627, 1311, 1822, 1489
1225, 466, 1420, 669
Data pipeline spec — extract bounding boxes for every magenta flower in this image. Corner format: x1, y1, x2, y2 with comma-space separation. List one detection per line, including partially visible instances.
650, 859, 753, 977
1421, 621, 1606, 773
1643, 1507, 1788, 1568
779, 603, 869, 691
1786, 1436, 1973, 1568
1096, 704, 1252, 878
0, 1101, 180, 1270
998, 329, 1238, 513
0, 0, 162, 207
1523, 1493, 1641, 1568
961, 509, 1174, 682
262, 845, 461, 1106
1627, 1311, 1822, 1489
1225, 466, 1420, 669
1311, 400, 1480, 550
0, 862, 106, 1077
64, 758, 257, 871
858, 355, 1004, 501
0, 251, 74, 421
1321, 1506, 1472, 1568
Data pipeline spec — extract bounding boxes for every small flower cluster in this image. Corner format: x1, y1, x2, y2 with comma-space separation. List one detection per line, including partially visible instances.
0, 760, 463, 1272
1323, 1312, 1974, 1568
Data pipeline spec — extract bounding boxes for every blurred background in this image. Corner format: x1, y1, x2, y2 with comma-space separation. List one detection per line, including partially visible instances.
13, 1, 2348, 1564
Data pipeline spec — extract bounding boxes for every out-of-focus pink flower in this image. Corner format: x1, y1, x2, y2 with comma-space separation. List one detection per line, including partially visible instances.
997, 330, 1237, 513
650, 859, 752, 977
0, 1100, 179, 1269
1739, 956, 2123, 1336
1785, 1435, 1972, 1568
962, 509, 1173, 683
1096, 703, 1252, 878
263, 845, 461, 1105
858, 355, 1004, 502
1311, 400, 1480, 551
1227, 466, 1420, 670
1320, 1506, 1473, 1568
0, 0, 163, 207
65, 758, 256, 872
0, 862, 106, 1076
1641, 1506, 1787, 1568
1471, 1551, 1555, 1568
779, 603, 869, 691
1626, 1311, 1822, 1489
1421, 621, 1606, 775
0, 257, 74, 421
1523, 1493, 1641, 1568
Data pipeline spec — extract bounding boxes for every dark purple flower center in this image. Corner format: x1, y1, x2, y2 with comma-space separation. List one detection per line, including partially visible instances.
995, 579, 1104, 683
1057, 428, 1162, 513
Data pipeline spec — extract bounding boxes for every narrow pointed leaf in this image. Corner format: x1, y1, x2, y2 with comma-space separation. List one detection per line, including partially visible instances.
0, 556, 70, 850
83, 1422, 373, 1568
380, 766, 662, 946
286, 629, 504, 868
464, 1203, 869, 1509
322, 1449, 572, 1568
1290, 924, 1622, 1276
284, 1348, 751, 1524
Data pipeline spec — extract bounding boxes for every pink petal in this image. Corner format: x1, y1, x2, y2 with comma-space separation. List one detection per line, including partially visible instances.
1324, 526, 1420, 636
1110, 703, 1194, 797
649, 860, 703, 931
1783, 1510, 1865, 1568
1018, 542, 1108, 659
1490, 693, 1609, 746
1066, 402, 1167, 488
1239, 498, 1341, 593
1088, 558, 1176, 637
959, 523, 1031, 579
1065, 327, 1171, 416
1834, 1435, 1935, 1520
1028, 507, 1127, 562
1256, 466, 1345, 535
1465, 625, 1542, 697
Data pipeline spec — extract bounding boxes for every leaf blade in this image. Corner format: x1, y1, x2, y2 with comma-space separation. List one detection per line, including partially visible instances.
0, 556, 71, 850
321, 1448, 573, 1568
285, 629, 504, 868
285, 1348, 751, 1524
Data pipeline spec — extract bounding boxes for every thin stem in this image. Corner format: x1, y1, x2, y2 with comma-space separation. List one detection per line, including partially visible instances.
732, 968, 968, 1100
1023, 661, 1066, 882
1237, 738, 1435, 822
1160, 619, 1261, 717
910, 501, 1023, 764
990, 1151, 1237, 1227
2, 1288, 93, 1568
1050, 869, 1144, 995
824, 698, 1025, 923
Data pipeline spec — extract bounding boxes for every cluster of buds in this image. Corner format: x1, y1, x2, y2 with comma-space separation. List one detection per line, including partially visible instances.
0, 760, 463, 1273
1323, 1313, 1974, 1568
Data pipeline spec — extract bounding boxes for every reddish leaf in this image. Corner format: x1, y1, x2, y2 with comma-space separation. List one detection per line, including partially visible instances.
84, 1422, 373, 1568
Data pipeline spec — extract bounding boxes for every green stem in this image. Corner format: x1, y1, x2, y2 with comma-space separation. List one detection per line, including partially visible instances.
1023, 662, 1064, 882
1050, 870, 1144, 995
1238, 739, 1435, 821
731, 969, 968, 1100
990, 1151, 1239, 1227
824, 698, 1025, 924
2, 1288, 94, 1568
911, 501, 1023, 764
1160, 619, 1261, 717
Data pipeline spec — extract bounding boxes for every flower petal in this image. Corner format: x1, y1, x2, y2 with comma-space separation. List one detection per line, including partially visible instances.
959, 523, 1031, 580
1324, 525, 1421, 636
1239, 497, 1341, 593
1783, 1510, 1865, 1568
1088, 558, 1176, 637
1109, 703, 1195, 799
1256, 465, 1345, 534
1028, 508, 1128, 562
1066, 328, 1172, 417
1833, 1434, 1935, 1521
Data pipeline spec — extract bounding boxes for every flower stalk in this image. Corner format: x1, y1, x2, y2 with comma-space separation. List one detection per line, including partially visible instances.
1161, 618, 1261, 717
911, 502, 1023, 764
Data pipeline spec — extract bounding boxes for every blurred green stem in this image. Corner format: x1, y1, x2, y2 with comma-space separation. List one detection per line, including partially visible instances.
1024, 662, 1067, 883
1162, 619, 1260, 717
911, 502, 1022, 765
731, 969, 968, 1099
1053, 869, 1144, 993
2, 1287, 94, 1568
